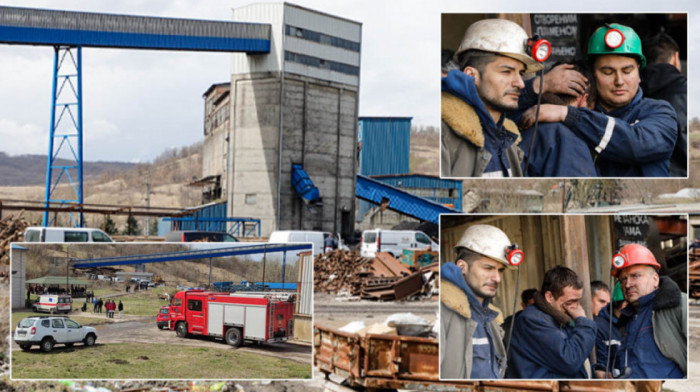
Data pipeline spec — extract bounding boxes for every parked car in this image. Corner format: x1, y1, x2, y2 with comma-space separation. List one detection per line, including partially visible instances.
14, 316, 97, 352
165, 230, 239, 242
32, 294, 72, 314
360, 229, 437, 258
156, 306, 170, 330
24, 226, 113, 243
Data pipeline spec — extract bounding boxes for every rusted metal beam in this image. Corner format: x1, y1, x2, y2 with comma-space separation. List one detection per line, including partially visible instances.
393, 271, 424, 301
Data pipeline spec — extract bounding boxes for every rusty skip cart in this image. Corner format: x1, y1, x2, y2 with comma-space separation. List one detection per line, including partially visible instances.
313, 323, 661, 392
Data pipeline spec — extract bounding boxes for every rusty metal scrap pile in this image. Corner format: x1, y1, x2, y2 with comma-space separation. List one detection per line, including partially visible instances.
314, 250, 438, 301
691, 251, 700, 298
0, 212, 28, 278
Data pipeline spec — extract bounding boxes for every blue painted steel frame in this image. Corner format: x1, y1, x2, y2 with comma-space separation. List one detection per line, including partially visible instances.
355, 174, 459, 224
72, 244, 312, 268
43, 46, 84, 227
162, 217, 262, 237
0, 26, 270, 53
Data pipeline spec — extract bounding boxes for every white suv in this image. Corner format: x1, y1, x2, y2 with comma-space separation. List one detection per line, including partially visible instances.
14, 316, 98, 352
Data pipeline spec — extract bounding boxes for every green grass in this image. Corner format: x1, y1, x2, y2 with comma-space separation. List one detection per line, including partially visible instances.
91, 288, 122, 297
117, 287, 178, 316
12, 343, 311, 379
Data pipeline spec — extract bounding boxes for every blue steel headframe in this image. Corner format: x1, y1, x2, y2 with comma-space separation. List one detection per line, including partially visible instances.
0, 6, 272, 227
43, 46, 84, 227
355, 174, 459, 224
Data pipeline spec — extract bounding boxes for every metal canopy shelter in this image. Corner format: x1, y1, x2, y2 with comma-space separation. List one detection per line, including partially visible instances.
0, 6, 271, 227
355, 174, 459, 224
71, 244, 311, 268
71, 244, 312, 288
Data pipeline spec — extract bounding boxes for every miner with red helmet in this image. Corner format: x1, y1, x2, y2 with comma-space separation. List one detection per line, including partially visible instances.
610, 243, 686, 379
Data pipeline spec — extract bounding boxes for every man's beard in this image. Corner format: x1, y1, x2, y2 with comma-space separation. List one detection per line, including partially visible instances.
481, 90, 520, 115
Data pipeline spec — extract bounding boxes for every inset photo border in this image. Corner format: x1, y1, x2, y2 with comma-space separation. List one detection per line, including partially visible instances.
441, 13, 687, 179
439, 214, 688, 381
9, 242, 313, 380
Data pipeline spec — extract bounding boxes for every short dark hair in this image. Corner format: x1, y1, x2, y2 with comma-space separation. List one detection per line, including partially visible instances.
542, 61, 593, 106
521, 288, 537, 304
541, 266, 583, 299
644, 32, 680, 64
455, 247, 482, 266
591, 280, 610, 296
457, 50, 499, 74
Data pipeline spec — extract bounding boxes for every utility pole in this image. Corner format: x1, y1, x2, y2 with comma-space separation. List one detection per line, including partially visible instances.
145, 172, 151, 236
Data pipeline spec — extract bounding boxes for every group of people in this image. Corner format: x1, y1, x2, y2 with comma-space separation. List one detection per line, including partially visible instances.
88, 297, 124, 318
440, 224, 686, 380
441, 19, 686, 177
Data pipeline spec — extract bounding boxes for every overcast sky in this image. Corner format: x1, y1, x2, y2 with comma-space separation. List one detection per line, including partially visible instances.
0, 0, 697, 163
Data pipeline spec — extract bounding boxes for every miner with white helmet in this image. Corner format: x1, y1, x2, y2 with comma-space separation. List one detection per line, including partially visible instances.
440, 224, 521, 379
441, 18, 587, 177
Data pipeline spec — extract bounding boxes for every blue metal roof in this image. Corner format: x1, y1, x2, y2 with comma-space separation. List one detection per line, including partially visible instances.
0, 6, 270, 53
358, 117, 411, 176
72, 244, 312, 268
355, 174, 459, 224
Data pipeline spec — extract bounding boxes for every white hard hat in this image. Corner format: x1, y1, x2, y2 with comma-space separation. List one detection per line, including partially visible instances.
456, 18, 543, 73
455, 224, 518, 269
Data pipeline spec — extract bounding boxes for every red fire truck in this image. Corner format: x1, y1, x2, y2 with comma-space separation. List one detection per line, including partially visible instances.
169, 290, 295, 347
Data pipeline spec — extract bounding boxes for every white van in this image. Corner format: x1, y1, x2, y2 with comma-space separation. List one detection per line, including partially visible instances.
268, 230, 325, 256
24, 227, 113, 243
360, 229, 437, 258
32, 294, 72, 314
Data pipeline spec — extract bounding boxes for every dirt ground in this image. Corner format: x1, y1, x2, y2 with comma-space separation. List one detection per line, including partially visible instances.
313, 292, 438, 330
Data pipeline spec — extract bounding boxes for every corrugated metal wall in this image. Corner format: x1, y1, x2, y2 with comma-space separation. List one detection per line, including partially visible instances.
0, 6, 270, 52
296, 252, 313, 316
177, 202, 228, 232
358, 117, 411, 176
11, 247, 27, 309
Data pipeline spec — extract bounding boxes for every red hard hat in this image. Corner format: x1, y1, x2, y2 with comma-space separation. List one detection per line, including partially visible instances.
611, 243, 661, 277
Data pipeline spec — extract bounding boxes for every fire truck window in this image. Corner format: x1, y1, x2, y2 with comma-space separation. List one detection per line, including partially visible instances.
172, 298, 181, 306
188, 300, 202, 311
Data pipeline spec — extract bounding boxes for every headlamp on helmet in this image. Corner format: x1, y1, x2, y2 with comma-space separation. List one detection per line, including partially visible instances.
604, 28, 625, 49
527, 36, 552, 63
506, 243, 524, 267
610, 243, 661, 277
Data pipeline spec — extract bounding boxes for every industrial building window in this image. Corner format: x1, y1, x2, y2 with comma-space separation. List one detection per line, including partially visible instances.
285, 25, 360, 52
284, 51, 359, 76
